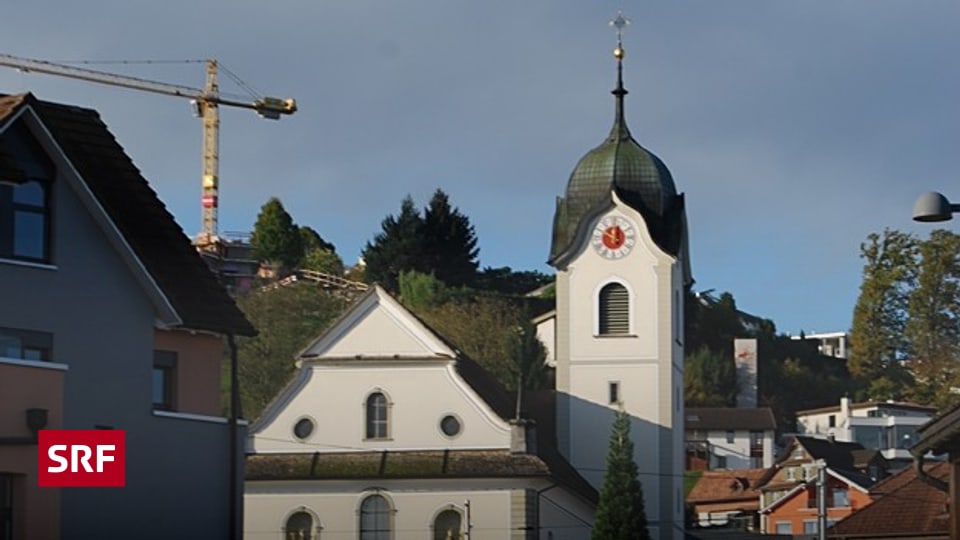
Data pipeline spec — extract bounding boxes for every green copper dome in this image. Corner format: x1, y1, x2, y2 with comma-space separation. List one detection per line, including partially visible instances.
549, 60, 684, 265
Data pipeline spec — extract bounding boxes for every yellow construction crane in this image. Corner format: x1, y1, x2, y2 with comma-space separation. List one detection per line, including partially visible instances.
0, 53, 297, 242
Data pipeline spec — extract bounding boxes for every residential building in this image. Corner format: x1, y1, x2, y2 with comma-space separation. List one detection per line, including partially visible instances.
686, 468, 766, 530
909, 402, 960, 540
0, 93, 255, 540
245, 286, 598, 539
789, 331, 849, 359
685, 408, 777, 470
757, 436, 881, 535
796, 397, 936, 464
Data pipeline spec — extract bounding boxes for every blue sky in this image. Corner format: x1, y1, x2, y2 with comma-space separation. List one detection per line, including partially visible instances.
3, 1, 957, 336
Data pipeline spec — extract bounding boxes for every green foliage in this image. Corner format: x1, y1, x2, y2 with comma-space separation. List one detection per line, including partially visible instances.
301, 248, 345, 276
231, 283, 348, 419
299, 225, 336, 254
905, 229, 960, 408
849, 229, 918, 398
507, 319, 551, 391
684, 346, 737, 407
398, 271, 451, 311
476, 266, 553, 296
362, 196, 426, 291
362, 190, 480, 292
251, 198, 303, 270
592, 409, 651, 540
422, 189, 479, 287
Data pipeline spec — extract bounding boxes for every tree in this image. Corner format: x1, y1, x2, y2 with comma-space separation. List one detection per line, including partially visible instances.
231, 284, 348, 418
849, 229, 918, 399
251, 198, 303, 270
507, 319, 550, 391
592, 409, 651, 540
906, 229, 960, 408
301, 248, 345, 276
299, 225, 335, 254
421, 189, 479, 287
684, 346, 737, 407
476, 266, 553, 296
361, 196, 425, 292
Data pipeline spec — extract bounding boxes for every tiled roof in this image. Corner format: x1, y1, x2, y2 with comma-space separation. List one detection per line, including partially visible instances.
687, 469, 767, 504
912, 401, 960, 457
829, 462, 949, 537
685, 408, 777, 431
0, 94, 254, 336
246, 450, 552, 480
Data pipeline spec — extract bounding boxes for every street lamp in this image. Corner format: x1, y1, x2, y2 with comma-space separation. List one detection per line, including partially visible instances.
913, 191, 959, 222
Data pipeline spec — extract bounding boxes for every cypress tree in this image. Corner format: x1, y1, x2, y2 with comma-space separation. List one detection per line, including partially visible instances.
592, 409, 651, 540
251, 197, 303, 270
422, 189, 479, 287
361, 196, 425, 292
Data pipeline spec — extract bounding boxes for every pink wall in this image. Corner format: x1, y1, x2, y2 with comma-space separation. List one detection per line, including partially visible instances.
153, 329, 224, 416
0, 361, 64, 540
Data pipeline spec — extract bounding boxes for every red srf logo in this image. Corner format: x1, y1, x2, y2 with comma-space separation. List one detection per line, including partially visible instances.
38, 430, 126, 487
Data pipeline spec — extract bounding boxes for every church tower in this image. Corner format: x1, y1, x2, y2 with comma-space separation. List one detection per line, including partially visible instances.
549, 14, 691, 540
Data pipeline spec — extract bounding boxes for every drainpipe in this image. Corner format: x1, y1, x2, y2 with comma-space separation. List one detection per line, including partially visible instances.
914, 454, 949, 493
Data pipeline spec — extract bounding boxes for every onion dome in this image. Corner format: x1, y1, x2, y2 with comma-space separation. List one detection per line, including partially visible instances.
549, 38, 687, 267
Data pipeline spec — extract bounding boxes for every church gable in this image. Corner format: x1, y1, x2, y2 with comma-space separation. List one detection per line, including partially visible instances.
299, 285, 457, 360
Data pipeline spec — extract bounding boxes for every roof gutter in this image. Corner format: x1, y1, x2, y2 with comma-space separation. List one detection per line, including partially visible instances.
913, 454, 948, 493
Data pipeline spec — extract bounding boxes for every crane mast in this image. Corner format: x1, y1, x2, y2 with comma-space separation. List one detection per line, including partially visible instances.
0, 53, 296, 241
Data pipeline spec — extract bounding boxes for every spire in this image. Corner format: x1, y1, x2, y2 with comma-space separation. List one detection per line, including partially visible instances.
609, 12, 631, 141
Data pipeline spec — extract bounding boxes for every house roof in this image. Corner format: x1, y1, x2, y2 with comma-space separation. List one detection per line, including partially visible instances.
246, 450, 552, 480
797, 400, 936, 417
0, 93, 254, 336
757, 436, 876, 491
685, 408, 777, 431
686, 469, 767, 505
829, 462, 949, 538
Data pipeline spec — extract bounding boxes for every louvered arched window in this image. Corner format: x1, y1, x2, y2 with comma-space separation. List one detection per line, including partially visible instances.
366, 392, 389, 439
599, 283, 630, 335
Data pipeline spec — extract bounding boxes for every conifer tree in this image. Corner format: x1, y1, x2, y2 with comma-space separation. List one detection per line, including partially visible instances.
592, 409, 651, 540
251, 197, 303, 270
361, 196, 425, 291
422, 189, 479, 287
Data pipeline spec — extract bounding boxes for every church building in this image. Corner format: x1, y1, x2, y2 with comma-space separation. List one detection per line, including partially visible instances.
245, 17, 690, 540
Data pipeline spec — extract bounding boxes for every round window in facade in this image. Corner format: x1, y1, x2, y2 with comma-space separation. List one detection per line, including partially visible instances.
440, 415, 462, 438
293, 417, 315, 440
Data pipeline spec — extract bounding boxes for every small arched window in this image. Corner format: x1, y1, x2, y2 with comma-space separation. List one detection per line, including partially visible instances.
359, 495, 391, 540
433, 509, 462, 540
285, 511, 315, 540
599, 283, 630, 335
366, 392, 389, 439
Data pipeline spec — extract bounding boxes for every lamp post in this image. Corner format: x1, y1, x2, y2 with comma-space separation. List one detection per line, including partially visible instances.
913, 191, 959, 222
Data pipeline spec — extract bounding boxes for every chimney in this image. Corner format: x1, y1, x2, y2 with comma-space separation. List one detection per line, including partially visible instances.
840, 396, 851, 420
510, 419, 537, 455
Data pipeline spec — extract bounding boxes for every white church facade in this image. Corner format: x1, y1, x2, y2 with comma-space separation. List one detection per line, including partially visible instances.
245, 27, 690, 540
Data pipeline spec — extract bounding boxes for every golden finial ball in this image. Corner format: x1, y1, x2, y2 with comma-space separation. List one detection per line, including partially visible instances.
614, 47, 625, 59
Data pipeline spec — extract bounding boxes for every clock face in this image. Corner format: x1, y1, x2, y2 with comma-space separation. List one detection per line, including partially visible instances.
591, 216, 637, 259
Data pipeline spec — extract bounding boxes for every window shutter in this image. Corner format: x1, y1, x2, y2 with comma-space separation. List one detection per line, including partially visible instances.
599, 283, 629, 335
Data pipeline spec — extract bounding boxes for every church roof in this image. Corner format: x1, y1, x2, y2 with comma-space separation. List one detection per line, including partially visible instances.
549, 48, 687, 266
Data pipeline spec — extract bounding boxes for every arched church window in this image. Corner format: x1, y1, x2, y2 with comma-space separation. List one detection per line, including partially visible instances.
285, 511, 316, 540
359, 494, 391, 540
366, 392, 389, 439
599, 283, 630, 335
433, 509, 462, 540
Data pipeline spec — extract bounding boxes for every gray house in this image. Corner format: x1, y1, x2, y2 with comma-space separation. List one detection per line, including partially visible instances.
0, 93, 254, 540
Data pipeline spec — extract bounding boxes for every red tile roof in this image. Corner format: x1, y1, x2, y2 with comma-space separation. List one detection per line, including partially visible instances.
0, 93, 254, 336
687, 469, 767, 504
829, 462, 949, 538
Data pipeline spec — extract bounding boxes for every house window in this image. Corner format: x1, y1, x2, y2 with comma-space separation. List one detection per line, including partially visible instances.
804, 520, 818, 534
775, 521, 792, 535
0, 120, 55, 264
0, 475, 11, 540
366, 392, 389, 439
726, 430, 735, 443
715, 455, 727, 469
359, 495, 391, 540
598, 283, 629, 335
0, 326, 52, 361
433, 509, 461, 540
828, 414, 836, 428
152, 350, 177, 411
608, 381, 620, 405
831, 487, 850, 507
285, 511, 315, 540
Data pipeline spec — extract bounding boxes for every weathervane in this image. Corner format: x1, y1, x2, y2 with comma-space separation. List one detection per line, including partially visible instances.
610, 11, 631, 60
